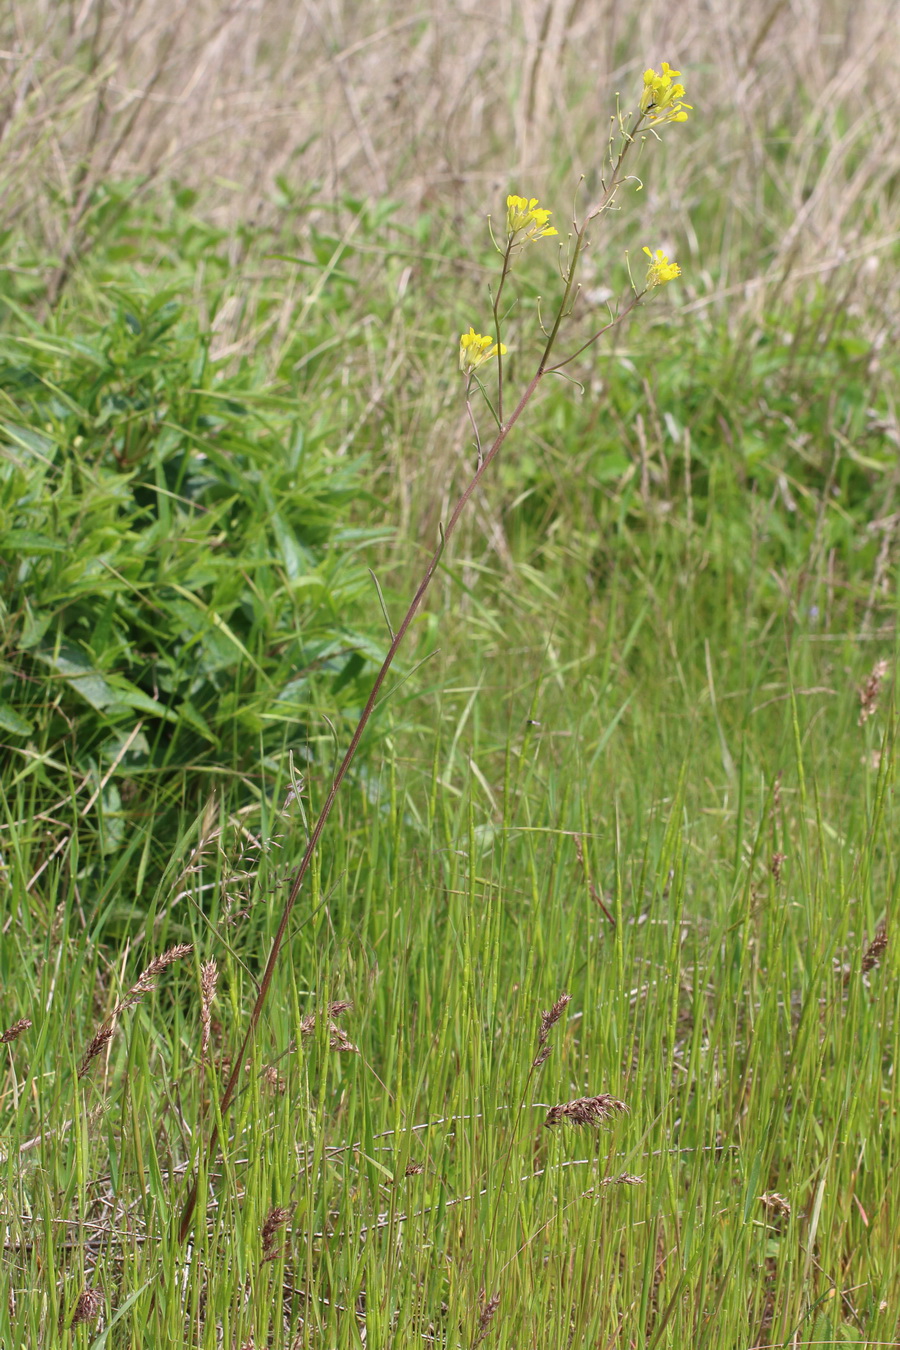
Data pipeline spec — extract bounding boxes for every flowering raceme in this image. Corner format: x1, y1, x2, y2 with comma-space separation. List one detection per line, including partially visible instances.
459, 327, 507, 374
642, 247, 681, 287
506, 195, 558, 242
640, 63, 691, 124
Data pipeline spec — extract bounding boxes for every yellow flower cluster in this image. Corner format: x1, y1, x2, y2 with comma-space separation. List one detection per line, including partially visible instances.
506, 195, 558, 241
639, 63, 691, 124
643, 247, 681, 287
459, 327, 507, 375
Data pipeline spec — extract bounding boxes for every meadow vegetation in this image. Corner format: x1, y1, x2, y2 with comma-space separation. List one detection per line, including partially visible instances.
1, 2, 899, 1346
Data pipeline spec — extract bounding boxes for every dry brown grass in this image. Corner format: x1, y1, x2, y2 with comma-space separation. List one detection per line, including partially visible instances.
3, 0, 898, 301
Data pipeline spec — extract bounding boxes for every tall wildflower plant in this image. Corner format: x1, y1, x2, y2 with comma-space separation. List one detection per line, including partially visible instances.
178, 62, 692, 1242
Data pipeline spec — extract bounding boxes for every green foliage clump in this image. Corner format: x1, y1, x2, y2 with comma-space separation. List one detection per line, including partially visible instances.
0, 279, 384, 899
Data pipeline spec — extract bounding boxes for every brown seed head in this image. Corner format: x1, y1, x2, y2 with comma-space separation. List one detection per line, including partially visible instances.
113, 943, 194, 1016
199, 959, 218, 1065
77, 1026, 115, 1079
858, 659, 890, 725
328, 1023, 359, 1054
862, 929, 888, 973
474, 1290, 500, 1346
297, 1004, 357, 1052
544, 1093, 628, 1129
537, 992, 571, 1046
261, 1205, 291, 1260
760, 1191, 791, 1218
71, 1287, 103, 1326
1, 1018, 31, 1044
262, 1064, 287, 1092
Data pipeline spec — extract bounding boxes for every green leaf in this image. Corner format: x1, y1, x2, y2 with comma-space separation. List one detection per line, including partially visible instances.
1, 529, 67, 554
35, 643, 118, 710
0, 700, 33, 735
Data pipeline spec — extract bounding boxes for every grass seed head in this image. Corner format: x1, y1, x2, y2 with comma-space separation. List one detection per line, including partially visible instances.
858, 658, 890, 725
1, 1018, 31, 1044
328, 1023, 359, 1054
474, 1290, 500, 1346
861, 929, 888, 973
200, 959, 218, 1064
538, 992, 571, 1044
261, 1205, 291, 1262
113, 943, 194, 1016
534, 992, 571, 1064
760, 1191, 792, 1218
78, 1026, 115, 1079
71, 1287, 103, 1326
262, 1065, 287, 1092
544, 1093, 628, 1129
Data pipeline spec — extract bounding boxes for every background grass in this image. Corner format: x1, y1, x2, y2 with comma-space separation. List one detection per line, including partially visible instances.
2, 3, 900, 1347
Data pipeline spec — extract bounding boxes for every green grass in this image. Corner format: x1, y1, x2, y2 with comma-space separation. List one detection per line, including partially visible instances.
1, 184, 899, 1348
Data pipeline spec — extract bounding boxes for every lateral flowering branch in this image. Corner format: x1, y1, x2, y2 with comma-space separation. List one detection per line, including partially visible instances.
178, 58, 693, 1245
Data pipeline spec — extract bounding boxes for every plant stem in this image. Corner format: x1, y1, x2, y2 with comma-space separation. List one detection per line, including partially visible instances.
177, 365, 544, 1244
177, 150, 649, 1240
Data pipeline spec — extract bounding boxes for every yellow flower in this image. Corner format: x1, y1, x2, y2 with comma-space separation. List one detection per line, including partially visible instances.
643, 246, 681, 287
459, 327, 507, 374
639, 62, 692, 124
505, 194, 559, 241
